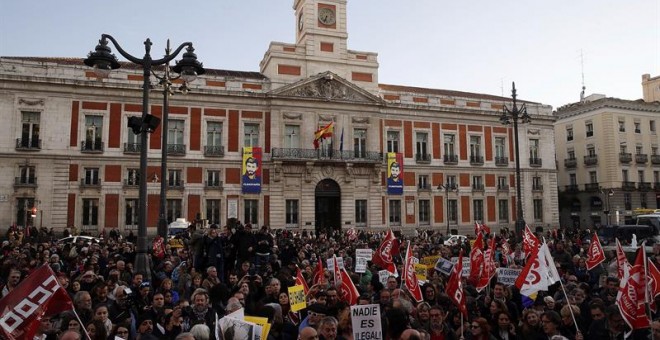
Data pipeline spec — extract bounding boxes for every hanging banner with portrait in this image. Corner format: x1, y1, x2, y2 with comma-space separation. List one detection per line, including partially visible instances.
387, 152, 404, 195
242, 146, 262, 194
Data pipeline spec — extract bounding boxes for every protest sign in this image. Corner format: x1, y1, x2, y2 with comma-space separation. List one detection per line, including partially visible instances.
378, 270, 390, 285
355, 249, 373, 273
327, 257, 344, 271
451, 256, 471, 277
414, 263, 428, 281
421, 255, 441, 267
496, 267, 522, 286
351, 304, 383, 340
434, 257, 454, 276
245, 316, 270, 340
288, 285, 307, 312
218, 317, 260, 340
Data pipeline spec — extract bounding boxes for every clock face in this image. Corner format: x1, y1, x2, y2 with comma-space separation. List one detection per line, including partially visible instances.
318, 7, 336, 25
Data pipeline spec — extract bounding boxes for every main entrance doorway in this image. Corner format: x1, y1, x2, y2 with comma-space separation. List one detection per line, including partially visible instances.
315, 179, 341, 235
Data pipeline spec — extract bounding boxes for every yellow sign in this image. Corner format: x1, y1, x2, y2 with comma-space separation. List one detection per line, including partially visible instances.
288, 285, 307, 312
245, 315, 270, 340
414, 264, 428, 281
421, 255, 440, 267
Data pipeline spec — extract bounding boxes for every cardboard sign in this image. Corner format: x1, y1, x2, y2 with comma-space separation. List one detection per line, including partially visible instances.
421, 255, 441, 267
351, 304, 383, 340
434, 257, 454, 276
451, 257, 471, 277
244, 316, 270, 340
496, 267, 522, 286
355, 249, 373, 273
414, 263, 428, 281
327, 257, 345, 272
288, 285, 307, 312
378, 270, 391, 285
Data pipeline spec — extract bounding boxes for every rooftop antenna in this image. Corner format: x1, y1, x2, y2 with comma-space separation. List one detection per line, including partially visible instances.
580, 49, 586, 102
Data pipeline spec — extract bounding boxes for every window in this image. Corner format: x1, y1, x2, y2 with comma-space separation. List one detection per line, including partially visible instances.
16, 198, 35, 228
444, 134, 456, 156
286, 200, 299, 226
124, 199, 139, 229
569, 173, 577, 186
126, 168, 140, 186
497, 176, 508, 189
586, 122, 593, 137
532, 176, 542, 190
624, 193, 632, 210
640, 193, 648, 209
416, 132, 428, 160
244, 199, 258, 224
498, 199, 509, 222
620, 145, 628, 154
167, 199, 182, 224
126, 116, 141, 152
655, 171, 660, 184
469, 136, 482, 158
651, 120, 656, 133
207, 170, 221, 187
353, 129, 367, 158
495, 137, 506, 158
448, 199, 458, 223
82, 198, 99, 229
638, 170, 645, 183
389, 200, 401, 225
533, 199, 543, 222
622, 169, 629, 182
635, 122, 641, 133
355, 200, 367, 226
84, 168, 100, 185
284, 125, 299, 149
207, 121, 223, 146
20, 111, 40, 148
472, 176, 484, 190
446, 175, 458, 189
473, 199, 484, 222
418, 175, 429, 190
419, 200, 430, 225
529, 139, 540, 159
244, 123, 260, 147
589, 171, 598, 183
652, 146, 658, 156
636, 145, 643, 155
168, 119, 185, 152
387, 131, 400, 153
567, 149, 575, 159
619, 120, 625, 132
18, 166, 36, 185
566, 127, 573, 141
168, 170, 183, 187
317, 123, 334, 157
84, 115, 103, 150
206, 199, 221, 225
587, 146, 596, 157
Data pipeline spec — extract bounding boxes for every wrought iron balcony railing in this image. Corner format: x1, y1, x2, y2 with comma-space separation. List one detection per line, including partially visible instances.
204, 145, 225, 157
584, 183, 600, 192
529, 157, 542, 167
81, 140, 104, 153
415, 153, 432, 163
417, 184, 432, 191
169, 180, 185, 189
167, 144, 186, 156
14, 177, 37, 187
622, 181, 636, 191
271, 148, 382, 163
123, 178, 139, 187
532, 184, 543, 192
205, 180, 224, 189
497, 184, 510, 191
619, 153, 632, 163
443, 154, 458, 165
472, 183, 485, 192
16, 138, 41, 150
80, 178, 102, 188
584, 155, 598, 166
123, 142, 141, 154
638, 182, 652, 191
565, 184, 579, 192
635, 154, 648, 164
495, 156, 508, 166
652, 155, 660, 164
564, 158, 577, 168
470, 155, 484, 165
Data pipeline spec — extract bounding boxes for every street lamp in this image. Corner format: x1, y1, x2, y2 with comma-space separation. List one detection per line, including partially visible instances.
84, 34, 204, 279
438, 181, 459, 236
500, 82, 531, 239
155, 41, 204, 239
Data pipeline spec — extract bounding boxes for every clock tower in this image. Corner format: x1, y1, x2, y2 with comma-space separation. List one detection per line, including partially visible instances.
260, 0, 379, 93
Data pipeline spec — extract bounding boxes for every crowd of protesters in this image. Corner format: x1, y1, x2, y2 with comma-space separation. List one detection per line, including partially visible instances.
1, 220, 659, 340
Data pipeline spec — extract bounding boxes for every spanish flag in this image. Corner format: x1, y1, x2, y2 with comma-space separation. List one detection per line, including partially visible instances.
313, 121, 334, 149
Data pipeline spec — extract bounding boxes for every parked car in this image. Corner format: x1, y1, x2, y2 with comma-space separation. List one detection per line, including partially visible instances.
168, 218, 190, 239
443, 235, 468, 246
57, 235, 101, 246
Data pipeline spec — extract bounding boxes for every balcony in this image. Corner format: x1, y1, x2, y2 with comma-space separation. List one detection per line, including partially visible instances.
271, 148, 382, 163
205, 180, 224, 190
584, 183, 600, 192
15, 138, 41, 151
472, 183, 485, 192
443, 154, 458, 165
415, 153, 432, 164
167, 144, 186, 156
417, 184, 432, 192
638, 182, 652, 191
655, 182, 660, 191
80, 179, 102, 188
495, 156, 508, 166
622, 181, 636, 191
169, 180, 185, 190
619, 153, 632, 164
564, 158, 577, 168
635, 154, 648, 164
204, 145, 225, 157
652, 155, 660, 165
14, 177, 37, 187
532, 184, 543, 192
123, 178, 139, 188
583, 155, 598, 166
529, 157, 542, 167
470, 155, 484, 165
497, 184, 510, 192
565, 184, 579, 192
81, 140, 104, 153
123, 143, 141, 154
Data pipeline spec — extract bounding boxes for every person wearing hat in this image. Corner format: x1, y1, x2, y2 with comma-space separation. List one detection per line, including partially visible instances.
298, 303, 327, 332
136, 313, 154, 336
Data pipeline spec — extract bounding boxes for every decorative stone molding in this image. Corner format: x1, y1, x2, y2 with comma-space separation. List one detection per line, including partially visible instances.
283, 112, 302, 120
528, 129, 541, 135
344, 164, 354, 183
272, 162, 282, 182
318, 114, 335, 122
352, 117, 369, 124
19, 98, 45, 106
304, 163, 314, 183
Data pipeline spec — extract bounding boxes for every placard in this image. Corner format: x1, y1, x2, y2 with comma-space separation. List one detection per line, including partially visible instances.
496, 268, 522, 286
378, 270, 390, 285
327, 257, 345, 271
434, 257, 454, 276
451, 257, 471, 277
228, 199, 238, 219
421, 255, 441, 267
351, 304, 383, 340
244, 316, 270, 340
355, 249, 373, 273
288, 285, 307, 312
414, 263, 428, 281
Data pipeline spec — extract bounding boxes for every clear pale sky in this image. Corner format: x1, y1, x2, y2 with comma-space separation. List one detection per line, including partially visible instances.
1, 0, 658, 109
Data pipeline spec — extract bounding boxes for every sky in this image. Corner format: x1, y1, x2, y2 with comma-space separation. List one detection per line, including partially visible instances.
0, 0, 658, 109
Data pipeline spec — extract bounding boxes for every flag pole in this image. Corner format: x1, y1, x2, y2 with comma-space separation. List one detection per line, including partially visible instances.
642, 241, 654, 338
557, 271, 580, 332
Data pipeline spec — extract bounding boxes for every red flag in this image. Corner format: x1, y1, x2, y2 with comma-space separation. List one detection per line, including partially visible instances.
295, 267, 309, 294
446, 250, 467, 317
152, 235, 166, 260
586, 233, 606, 270
615, 238, 630, 280
468, 232, 485, 286
338, 267, 359, 305
312, 257, 325, 286
313, 122, 334, 149
649, 260, 660, 300
522, 225, 540, 255
617, 246, 650, 334
474, 222, 482, 235
403, 241, 423, 302
477, 234, 497, 291
372, 230, 397, 273
0, 264, 74, 339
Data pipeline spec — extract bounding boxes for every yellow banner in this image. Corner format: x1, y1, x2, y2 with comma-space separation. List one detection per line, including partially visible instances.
414, 264, 428, 281
288, 285, 307, 312
245, 315, 270, 340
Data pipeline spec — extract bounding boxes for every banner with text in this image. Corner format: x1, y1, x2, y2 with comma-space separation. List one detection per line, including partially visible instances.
351, 304, 383, 340
496, 268, 522, 286
242, 146, 262, 194
288, 285, 307, 312
355, 249, 373, 273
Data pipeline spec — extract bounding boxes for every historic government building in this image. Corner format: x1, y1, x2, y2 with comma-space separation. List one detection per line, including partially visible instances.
0, 0, 558, 234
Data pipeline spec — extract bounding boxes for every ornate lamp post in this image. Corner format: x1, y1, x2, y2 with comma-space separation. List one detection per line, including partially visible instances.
500, 82, 531, 239
438, 181, 459, 236
84, 34, 204, 279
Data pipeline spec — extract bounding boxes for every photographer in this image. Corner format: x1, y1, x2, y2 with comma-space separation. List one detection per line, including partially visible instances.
108, 285, 137, 328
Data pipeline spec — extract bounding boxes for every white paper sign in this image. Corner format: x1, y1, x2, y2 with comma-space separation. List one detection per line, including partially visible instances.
327, 257, 345, 272
378, 270, 390, 285
355, 249, 373, 273
451, 257, 471, 277
496, 267, 522, 286
351, 304, 383, 340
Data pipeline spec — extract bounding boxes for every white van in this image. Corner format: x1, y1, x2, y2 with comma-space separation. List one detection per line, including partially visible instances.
168, 218, 189, 239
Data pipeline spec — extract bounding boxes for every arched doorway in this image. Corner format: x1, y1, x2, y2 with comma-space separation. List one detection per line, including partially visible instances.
315, 179, 341, 235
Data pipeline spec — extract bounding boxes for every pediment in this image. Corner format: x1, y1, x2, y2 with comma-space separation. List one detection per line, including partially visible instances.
269, 71, 384, 105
